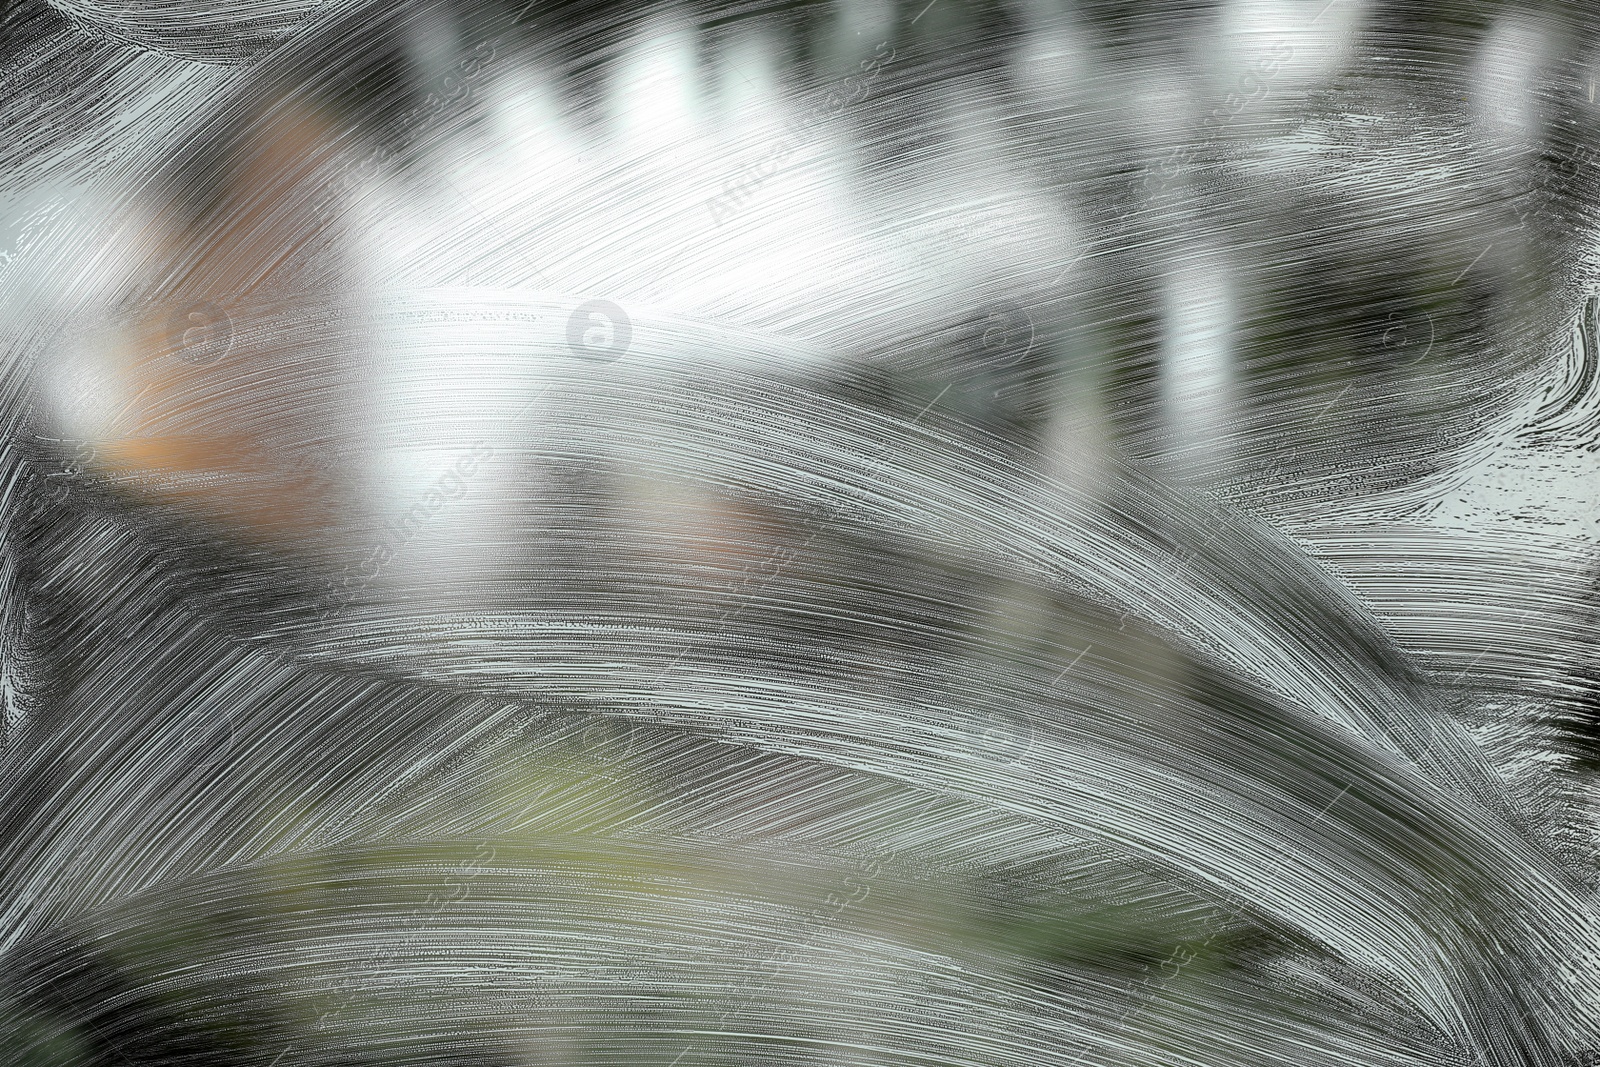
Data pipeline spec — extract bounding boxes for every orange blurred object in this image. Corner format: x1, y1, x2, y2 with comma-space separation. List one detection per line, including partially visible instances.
96, 96, 353, 542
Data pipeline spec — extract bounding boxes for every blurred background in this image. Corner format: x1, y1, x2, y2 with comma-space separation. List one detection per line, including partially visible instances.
3, 0, 1600, 1064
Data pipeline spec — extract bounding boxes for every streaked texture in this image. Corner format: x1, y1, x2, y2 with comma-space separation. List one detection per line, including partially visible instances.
3, 1, 1600, 1065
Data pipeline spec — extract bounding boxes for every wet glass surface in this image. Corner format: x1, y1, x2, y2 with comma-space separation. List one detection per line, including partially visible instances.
2, 2, 1600, 1065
